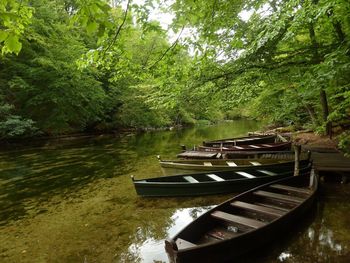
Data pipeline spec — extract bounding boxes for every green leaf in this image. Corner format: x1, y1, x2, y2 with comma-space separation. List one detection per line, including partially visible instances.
0, 30, 9, 42
4, 34, 22, 54
86, 21, 98, 34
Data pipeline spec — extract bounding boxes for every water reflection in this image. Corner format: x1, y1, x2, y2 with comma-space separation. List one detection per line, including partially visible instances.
120, 206, 214, 263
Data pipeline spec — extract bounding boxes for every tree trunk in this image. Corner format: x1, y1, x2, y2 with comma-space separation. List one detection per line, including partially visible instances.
332, 20, 346, 42
308, 21, 332, 137
304, 103, 319, 127
320, 89, 332, 138
308, 23, 320, 63
326, 8, 346, 42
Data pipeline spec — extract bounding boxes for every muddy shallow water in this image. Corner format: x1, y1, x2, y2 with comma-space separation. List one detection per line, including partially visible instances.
0, 121, 349, 262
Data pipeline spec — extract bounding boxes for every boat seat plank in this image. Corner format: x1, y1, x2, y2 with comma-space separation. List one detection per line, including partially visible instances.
249, 161, 262, 166
269, 184, 311, 194
236, 171, 256, 178
207, 230, 225, 240
176, 238, 196, 249
203, 162, 213, 166
262, 144, 272, 147
211, 211, 266, 229
257, 170, 277, 176
230, 201, 285, 217
207, 174, 225, 182
254, 190, 304, 203
226, 161, 237, 167
234, 146, 244, 149
249, 145, 261, 148
254, 202, 290, 212
183, 176, 199, 183
206, 226, 237, 240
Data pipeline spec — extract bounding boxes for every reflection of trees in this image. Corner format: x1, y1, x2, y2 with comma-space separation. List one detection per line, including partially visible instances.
188, 206, 214, 220
242, 188, 350, 263
126, 120, 260, 159
284, 188, 349, 262
283, 200, 349, 262
117, 205, 217, 263
116, 206, 175, 263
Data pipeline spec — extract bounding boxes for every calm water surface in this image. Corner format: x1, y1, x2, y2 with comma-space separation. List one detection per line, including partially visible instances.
0, 120, 349, 262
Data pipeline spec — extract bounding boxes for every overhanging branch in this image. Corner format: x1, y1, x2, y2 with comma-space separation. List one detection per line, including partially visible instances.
147, 25, 185, 70
103, 0, 131, 56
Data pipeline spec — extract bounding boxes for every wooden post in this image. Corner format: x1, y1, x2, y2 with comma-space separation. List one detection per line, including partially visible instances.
294, 144, 301, 176
277, 133, 288, 142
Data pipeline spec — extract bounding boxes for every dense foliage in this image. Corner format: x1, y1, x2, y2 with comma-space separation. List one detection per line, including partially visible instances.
0, 0, 349, 152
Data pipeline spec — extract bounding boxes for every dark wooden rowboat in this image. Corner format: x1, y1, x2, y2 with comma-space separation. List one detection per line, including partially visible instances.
132, 161, 311, 197
165, 169, 318, 263
203, 134, 277, 147
177, 150, 298, 159
198, 141, 291, 152
159, 155, 310, 175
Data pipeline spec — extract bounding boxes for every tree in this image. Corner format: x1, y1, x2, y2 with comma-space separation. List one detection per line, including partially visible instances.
168, 0, 350, 142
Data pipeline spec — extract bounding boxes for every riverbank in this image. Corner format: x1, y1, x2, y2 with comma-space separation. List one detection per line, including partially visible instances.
259, 126, 340, 151
292, 131, 338, 149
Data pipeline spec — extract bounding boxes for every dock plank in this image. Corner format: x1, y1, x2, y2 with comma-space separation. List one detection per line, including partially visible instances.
311, 152, 350, 172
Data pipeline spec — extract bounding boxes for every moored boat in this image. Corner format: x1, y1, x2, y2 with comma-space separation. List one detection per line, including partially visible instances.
198, 141, 291, 152
131, 161, 311, 197
177, 150, 298, 159
159, 155, 310, 175
203, 134, 277, 147
165, 169, 318, 262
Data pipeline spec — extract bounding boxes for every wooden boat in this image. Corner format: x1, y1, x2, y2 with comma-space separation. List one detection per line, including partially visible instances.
131, 161, 311, 197
159, 155, 310, 175
165, 169, 318, 263
203, 134, 277, 147
177, 150, 298, 159
198, 141, 291, 152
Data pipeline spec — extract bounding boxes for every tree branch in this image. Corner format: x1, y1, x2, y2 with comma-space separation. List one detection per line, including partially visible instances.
103, 0, 131, 56
147, 25, 185, 69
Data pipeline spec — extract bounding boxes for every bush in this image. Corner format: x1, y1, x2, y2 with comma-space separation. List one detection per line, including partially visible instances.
0, 103, 38, 139
338, 131, 350, 156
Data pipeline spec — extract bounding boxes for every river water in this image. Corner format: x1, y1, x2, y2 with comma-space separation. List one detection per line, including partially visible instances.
0, 120, 349, 262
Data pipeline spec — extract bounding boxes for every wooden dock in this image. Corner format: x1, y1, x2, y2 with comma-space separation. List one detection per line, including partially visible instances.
303, 146, 350, 172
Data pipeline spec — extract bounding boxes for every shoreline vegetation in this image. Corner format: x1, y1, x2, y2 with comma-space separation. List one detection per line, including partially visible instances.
0, 119, 346, 157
